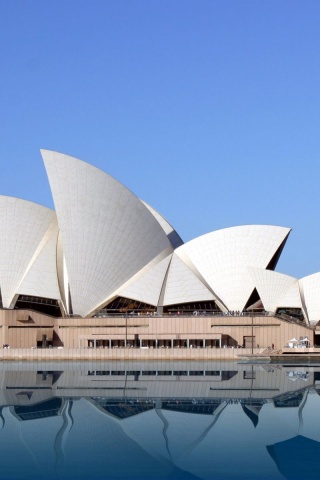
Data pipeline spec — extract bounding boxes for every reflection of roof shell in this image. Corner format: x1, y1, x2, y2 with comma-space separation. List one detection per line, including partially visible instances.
267, 435, 320, 480
13, 397, 63, 421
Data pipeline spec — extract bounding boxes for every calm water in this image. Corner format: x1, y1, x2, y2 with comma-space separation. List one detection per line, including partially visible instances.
0, 360, 319, 480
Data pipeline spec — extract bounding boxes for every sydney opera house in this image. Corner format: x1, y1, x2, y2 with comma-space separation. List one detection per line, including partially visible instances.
0, 150, 318, 352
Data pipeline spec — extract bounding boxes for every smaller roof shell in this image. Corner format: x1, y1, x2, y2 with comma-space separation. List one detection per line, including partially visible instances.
175, 225, 291, 312
0, 196, 60, 308
162, 253, 215, 306
299, 273, 320, 325
248, 268, 302, 313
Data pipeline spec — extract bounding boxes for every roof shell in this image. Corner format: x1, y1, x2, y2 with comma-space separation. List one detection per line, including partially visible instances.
299, 273, 320, 325
163, 253, 215, 306
175, 225, 291, 311
0, 196, 59, 308
141, 201, 183, 249
42, 150, 173, 317
117, 253, 172, 306
247, 268, 302, 313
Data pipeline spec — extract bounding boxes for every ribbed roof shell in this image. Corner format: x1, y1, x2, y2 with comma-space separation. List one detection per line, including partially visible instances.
175, 225, 291, 312
299, 273, 320, 325
117, 253, 172, 306
248, 268, 302, 313
163, 253, 215, 306
142, 201, 183, 249
0, 196, 60, 308
42, 150, 173, 317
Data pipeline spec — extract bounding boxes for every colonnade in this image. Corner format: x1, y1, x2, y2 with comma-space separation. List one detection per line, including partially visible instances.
85, 338, 222, 349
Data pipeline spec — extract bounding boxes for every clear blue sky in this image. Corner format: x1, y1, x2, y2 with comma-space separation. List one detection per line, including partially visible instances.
1, 0, 320, 278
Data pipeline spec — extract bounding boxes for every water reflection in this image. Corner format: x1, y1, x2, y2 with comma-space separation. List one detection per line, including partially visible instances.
0, 361, 319, 479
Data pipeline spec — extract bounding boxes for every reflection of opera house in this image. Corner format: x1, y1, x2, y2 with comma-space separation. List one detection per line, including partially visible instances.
0, 150, 319, 352
0, 362, 320, 479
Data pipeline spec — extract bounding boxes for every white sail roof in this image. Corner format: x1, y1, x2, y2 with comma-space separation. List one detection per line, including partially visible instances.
42, 150, 173, 317
0, 196, 59, 308
163, 253, 215, 306
175, 225, 291, 312
17, 218, 61, 301
299, 273, 320, 325
248, 268, 301, 313
117, 253, 172, 306
141, 201, 183, 249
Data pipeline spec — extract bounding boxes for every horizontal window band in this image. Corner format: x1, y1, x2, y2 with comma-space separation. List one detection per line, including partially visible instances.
56, 386, 147, 391
6, 386, 52, 390
210, 387, 279, 391
8, 326, 51, 329
211, 324, 280, 327
58, 325, 148, 329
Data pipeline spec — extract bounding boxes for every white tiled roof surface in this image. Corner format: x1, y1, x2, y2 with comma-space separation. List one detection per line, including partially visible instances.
299, 273, 320, 325
42, 150, 173, 317
0, 196, 59, 308
163, 253, 215, 305
248, 268, 301, 312
17, 218, 61, 301
56, 234, 69, 314
141, 201, 183, 249
175, 225, 290, 312
117, 253, 172, 306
